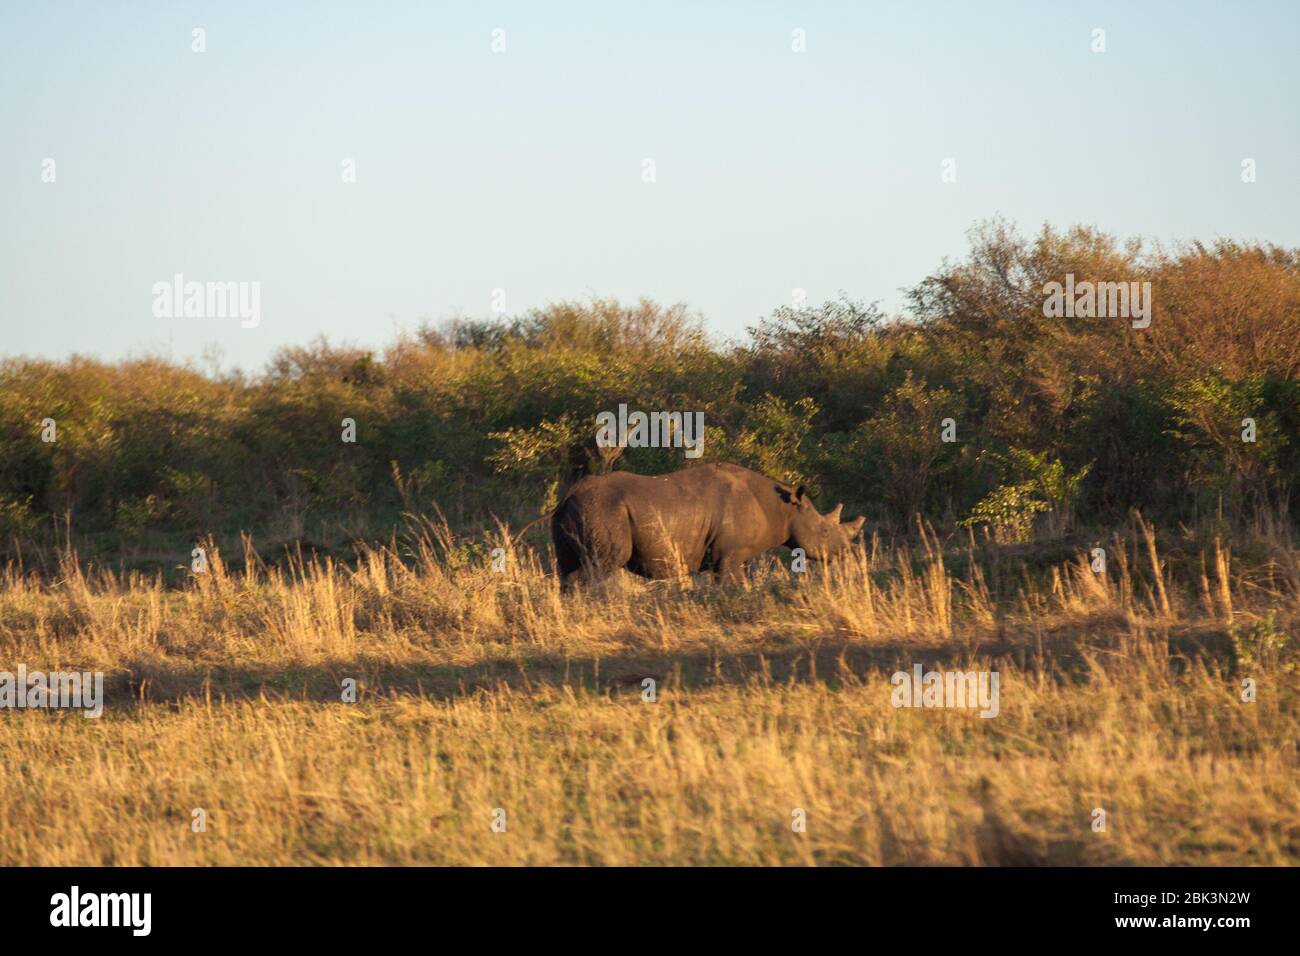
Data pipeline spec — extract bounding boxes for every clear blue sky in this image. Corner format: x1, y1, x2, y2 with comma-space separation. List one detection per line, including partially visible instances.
2, 0, 1297, 372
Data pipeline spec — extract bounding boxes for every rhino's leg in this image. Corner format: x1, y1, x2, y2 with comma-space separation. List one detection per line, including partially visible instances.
555, 532, 613, 593
715, 552, 748, 584
552, 505, 589, 593
554, 501, 632, 591
556, 542, 583, 593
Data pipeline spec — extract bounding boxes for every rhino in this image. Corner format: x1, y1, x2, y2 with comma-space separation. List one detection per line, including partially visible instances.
550, 462, 864, 590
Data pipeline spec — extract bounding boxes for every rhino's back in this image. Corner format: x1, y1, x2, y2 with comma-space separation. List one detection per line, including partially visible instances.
571, 464, 779, 548
566, 463, 759, 516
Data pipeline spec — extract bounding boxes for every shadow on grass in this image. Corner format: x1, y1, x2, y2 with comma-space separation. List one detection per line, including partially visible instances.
102, 622, 1237, 709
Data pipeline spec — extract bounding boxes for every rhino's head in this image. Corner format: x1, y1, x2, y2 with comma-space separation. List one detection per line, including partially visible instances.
786, 485, 865, 560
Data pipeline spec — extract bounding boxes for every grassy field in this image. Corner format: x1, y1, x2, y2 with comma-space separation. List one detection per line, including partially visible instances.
1, 517, 1297, 866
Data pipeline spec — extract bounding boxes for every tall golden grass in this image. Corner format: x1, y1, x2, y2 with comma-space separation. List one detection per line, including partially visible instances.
0, 517, 1296, 865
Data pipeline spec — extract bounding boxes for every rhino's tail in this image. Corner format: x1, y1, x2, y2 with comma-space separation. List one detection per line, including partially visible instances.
509, 509, 556, 549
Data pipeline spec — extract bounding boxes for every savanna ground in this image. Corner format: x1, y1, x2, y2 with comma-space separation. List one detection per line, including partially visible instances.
3, 221, 1298, 864
1, 513, 1296, 866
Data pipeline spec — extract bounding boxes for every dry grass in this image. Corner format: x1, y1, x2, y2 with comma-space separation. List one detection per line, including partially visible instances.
1, 518, 1297, 865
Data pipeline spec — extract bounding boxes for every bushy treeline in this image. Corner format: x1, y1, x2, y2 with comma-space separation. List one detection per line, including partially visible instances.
2, 220, 1297, 556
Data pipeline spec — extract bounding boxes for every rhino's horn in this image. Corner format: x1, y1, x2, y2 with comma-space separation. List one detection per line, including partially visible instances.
829, 503, 843, 522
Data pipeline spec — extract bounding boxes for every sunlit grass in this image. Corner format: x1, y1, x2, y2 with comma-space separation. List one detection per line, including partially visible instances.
0, 518, 1296, 865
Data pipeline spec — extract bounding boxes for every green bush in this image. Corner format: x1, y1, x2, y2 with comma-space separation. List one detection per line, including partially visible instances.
0, 224, 1296, 560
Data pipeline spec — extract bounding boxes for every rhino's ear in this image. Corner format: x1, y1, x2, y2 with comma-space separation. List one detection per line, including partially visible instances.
794, 485, 809, 507
846, 516, 866, 537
